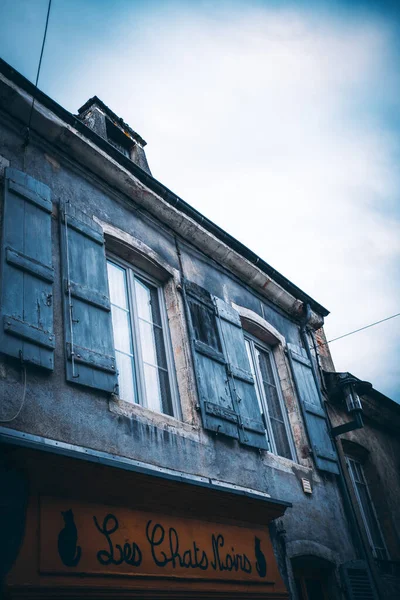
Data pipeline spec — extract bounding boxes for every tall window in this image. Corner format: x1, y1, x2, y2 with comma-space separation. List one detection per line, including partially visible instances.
245, 335, 296, 459
107, 258, 178, 417
346, 456, 388, 560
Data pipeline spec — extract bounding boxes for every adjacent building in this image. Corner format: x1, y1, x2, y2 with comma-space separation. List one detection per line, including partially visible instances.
0, 58, 395, 599
324, 370, 400, 600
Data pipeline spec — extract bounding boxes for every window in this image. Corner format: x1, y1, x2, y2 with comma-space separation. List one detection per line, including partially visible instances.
245, 335, 295, 459
346, 456, 388, 560
107, 258, 178, 417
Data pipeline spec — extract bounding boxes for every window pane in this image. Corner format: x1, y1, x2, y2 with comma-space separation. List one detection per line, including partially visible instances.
135, 278, 173, 415
115, 351, 136, 403
348, 458, 388, 559
246, 339, 264, 414
142, 363, 173, 416
138, 320, 168, 370
270, 418, 292, 459
107, 261, 128, 309
111, 305, 132, 354
356, 481, 387, 552
143, 363, 160, 411
263, 382, 281, 421
158, 369, 173, 416
135, 278, 162, 325
255, 346, 292, 459
257, 347, 275, 385
108, 260, 136, 403
188, 299, 221, 351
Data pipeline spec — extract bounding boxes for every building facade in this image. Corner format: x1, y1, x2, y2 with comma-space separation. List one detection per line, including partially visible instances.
0, 58, 386, 599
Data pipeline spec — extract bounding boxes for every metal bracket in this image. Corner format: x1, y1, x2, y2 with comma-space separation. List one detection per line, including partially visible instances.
331, 411, 364, 437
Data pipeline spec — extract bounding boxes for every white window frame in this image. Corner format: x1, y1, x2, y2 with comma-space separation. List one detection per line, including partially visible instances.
345, 456, 389, 560
107, 252, 181, 418
245, 333, 296, 460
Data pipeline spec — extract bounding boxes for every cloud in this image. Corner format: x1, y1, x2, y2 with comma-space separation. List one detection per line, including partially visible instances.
1, 0, 399, 399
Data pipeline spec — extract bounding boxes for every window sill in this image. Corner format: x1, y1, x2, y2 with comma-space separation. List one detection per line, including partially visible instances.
261, 450, 313, 474
109, 396, 203, 442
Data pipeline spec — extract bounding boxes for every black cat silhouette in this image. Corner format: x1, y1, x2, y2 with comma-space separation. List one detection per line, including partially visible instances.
255, 536, 267, 578
57, 509, 82, 567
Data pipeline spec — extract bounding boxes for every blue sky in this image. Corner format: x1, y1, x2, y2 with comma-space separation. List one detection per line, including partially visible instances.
1, 0, 399, 400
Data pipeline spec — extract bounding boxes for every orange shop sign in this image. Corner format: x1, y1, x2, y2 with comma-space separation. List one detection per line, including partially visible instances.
40, 496, 281, 584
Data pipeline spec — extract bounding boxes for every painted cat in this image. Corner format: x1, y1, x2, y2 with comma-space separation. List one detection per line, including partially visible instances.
57, 509, 82, 567
255, 536, 267, 578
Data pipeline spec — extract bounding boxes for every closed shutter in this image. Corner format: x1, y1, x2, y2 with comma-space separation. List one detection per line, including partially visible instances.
0, 168, 55, 369
287, 342, 339, 474
340, 560, 378, 600
60, 203, 117, 393
185, 282, 239, 439
214, 297, 269, 450
185, 282, 268, 449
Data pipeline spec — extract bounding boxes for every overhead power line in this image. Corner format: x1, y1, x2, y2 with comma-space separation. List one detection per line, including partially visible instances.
24, 0, 52, 149
322, 312, 400, 346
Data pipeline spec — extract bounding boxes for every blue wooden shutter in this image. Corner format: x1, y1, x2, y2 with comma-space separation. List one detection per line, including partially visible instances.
60, 203, 117, 393
214, 298, 269, 450
287, 342, 339, 474
0, 168, 54, 369
340, 560, 378, 600
185, 282, 239, 439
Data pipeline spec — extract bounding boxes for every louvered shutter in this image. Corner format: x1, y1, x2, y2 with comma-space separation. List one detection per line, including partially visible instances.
287, 342, 339, 474
214, 298, 269, 450
340, 560, 378, 600
60, 203, 117, 393
185, 282, 239, 439
0, 168, 55, 369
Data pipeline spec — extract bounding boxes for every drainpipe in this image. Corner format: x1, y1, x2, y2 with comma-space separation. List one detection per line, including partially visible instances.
300, 304, 382, 598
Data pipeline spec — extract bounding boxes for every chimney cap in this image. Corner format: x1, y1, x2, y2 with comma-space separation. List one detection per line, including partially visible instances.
77, 95, 147, 147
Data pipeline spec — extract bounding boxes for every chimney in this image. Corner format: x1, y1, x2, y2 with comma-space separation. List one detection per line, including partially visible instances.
77, 96, 151, 175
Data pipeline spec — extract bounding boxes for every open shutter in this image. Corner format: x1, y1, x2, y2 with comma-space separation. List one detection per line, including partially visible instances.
340, 560, 378, 600
184, 282, 239, 439
214, 298, 269, 450
287, 343, 339, 474
0, 168, 54, 369
60, 203, 117, 393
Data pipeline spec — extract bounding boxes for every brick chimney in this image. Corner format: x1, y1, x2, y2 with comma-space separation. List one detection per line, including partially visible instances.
77, 96, 151, 175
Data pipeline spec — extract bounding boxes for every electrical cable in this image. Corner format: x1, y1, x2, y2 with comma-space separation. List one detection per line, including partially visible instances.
0, 365, 27, 423
23, 0, 52, 166
321, 312, 400, 346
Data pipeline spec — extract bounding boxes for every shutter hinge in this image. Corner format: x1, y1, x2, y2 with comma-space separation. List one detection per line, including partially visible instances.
238, 416, 249, 443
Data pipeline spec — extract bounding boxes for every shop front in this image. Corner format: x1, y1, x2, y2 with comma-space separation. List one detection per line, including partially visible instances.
2, 444, 291, 599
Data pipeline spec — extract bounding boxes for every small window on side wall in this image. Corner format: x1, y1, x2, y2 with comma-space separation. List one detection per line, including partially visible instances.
107, 257, 179, 417
345, 456, 389, 560
245, 335, 295, 460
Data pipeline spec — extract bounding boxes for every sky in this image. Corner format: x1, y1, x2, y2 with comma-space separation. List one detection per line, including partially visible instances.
0, 0, 399, 401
